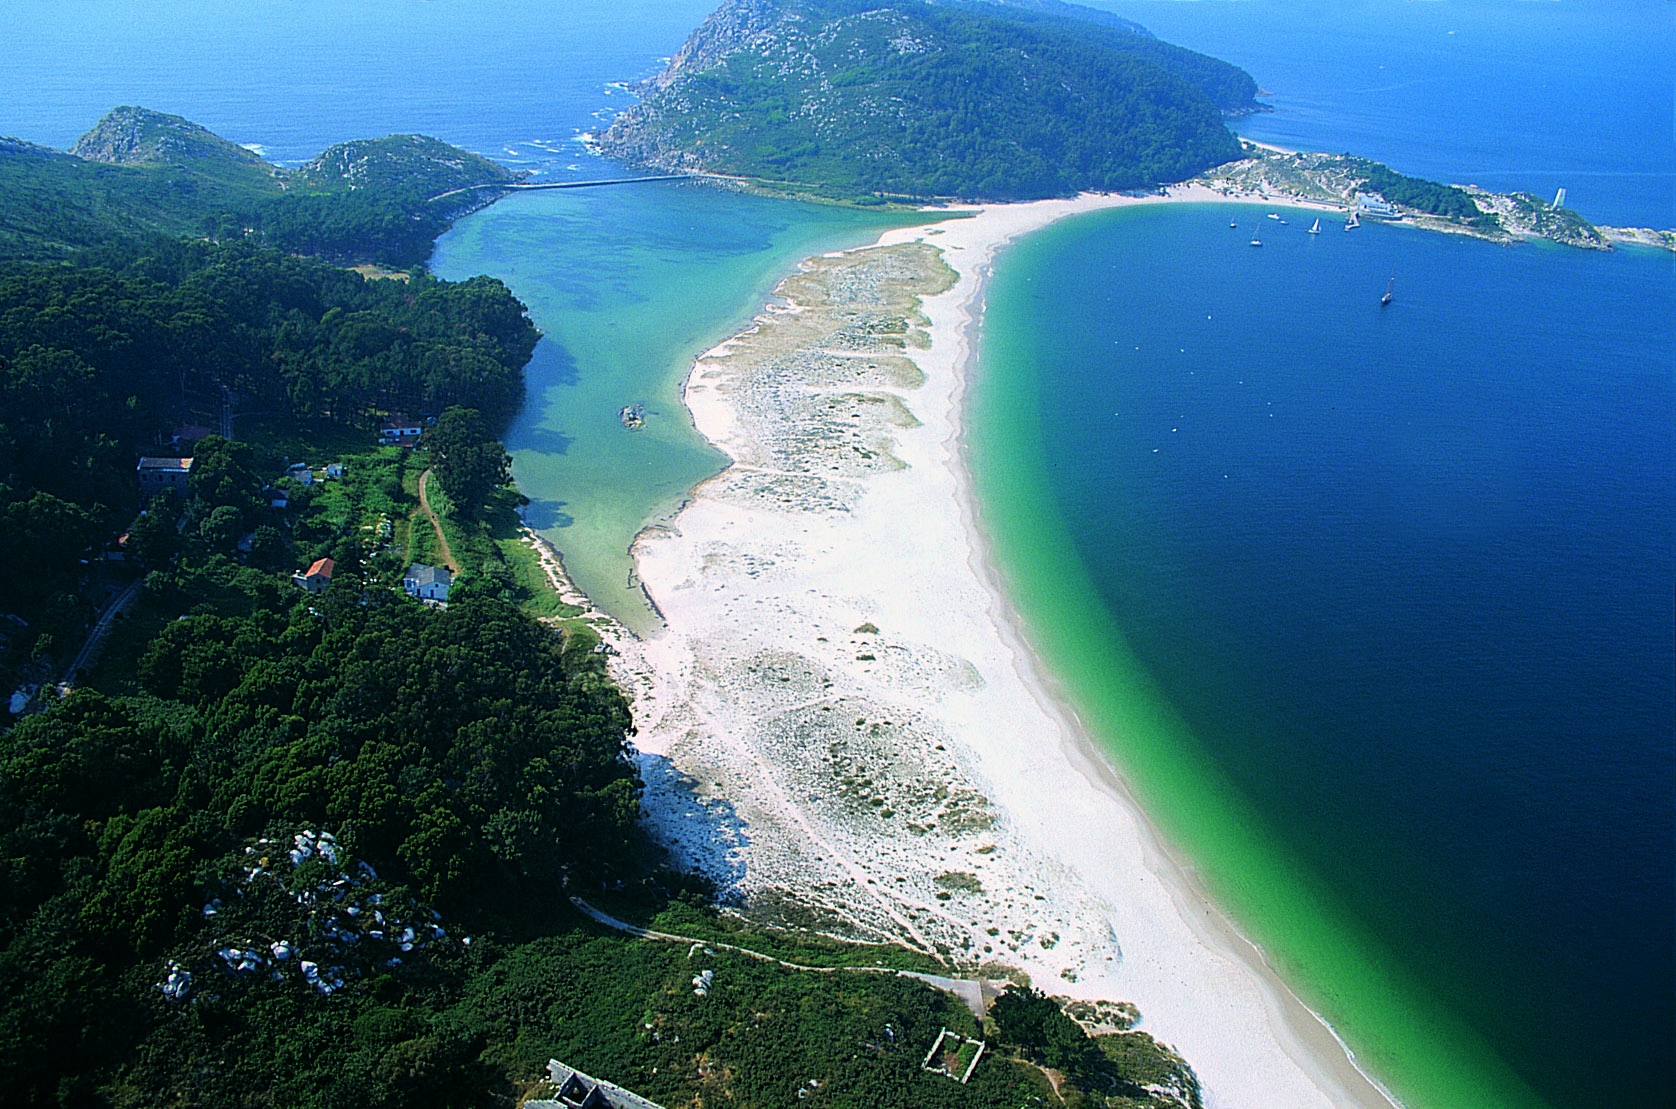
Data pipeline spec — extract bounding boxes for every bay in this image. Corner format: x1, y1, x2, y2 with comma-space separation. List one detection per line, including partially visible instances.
970, 204, 1675, 1109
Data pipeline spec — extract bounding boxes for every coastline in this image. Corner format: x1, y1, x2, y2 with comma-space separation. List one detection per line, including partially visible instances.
606, 188, 1404, 1109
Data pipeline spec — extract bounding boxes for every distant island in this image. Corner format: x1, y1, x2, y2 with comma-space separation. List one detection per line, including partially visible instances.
600, 0, 1260, 202
1198, 142, 1651, 251
601, 0, 1671, 254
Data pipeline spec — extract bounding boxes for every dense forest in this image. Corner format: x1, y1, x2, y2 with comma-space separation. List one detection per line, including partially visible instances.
0, 235, 535, 697
602, 0, 1254, 201
1, 108, 515, 266
0, 432, 1194, 1107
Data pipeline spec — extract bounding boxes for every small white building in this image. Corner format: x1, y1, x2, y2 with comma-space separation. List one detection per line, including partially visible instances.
403, 563, 452, 602
379, 416, 423, 447
1354, 191, 1398, 218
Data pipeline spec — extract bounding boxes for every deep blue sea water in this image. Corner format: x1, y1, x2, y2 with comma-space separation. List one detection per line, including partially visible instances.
1099, 0, 1676, 228
975, 206, 1675, 1108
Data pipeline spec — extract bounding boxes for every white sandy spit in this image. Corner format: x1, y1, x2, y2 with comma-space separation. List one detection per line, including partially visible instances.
607, 185, 1399, 1109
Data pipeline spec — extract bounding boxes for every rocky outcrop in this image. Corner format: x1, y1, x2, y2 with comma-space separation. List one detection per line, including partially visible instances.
70, 106, 267, 169
639, 0, 792, 93
601, 0, 795, 173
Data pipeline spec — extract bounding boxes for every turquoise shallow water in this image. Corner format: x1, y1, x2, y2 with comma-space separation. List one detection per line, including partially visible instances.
971, 204, 1675, 1109
431, 185, 922, 629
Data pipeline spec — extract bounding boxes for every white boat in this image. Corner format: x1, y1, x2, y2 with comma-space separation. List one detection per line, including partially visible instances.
1249, 229, 1263, 247
1308, 218, 1321, 234
1231, 218, 1239, 227
1267, 212, 1281, 220
1345, 211, 1361, 230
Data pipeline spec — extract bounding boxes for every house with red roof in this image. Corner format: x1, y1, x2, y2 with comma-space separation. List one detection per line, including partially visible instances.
292, 558, 334, 594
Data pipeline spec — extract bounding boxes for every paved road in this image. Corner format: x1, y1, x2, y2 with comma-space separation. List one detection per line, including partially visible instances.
60, 578, 142, 690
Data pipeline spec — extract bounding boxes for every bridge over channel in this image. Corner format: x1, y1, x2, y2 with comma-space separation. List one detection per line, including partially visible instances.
428, 173, 731, 203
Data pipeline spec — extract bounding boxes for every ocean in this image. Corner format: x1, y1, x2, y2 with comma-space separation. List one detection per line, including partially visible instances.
967, 6, 1675, 1107
970, 206, 1675, 1109
1112, 0, 1675, 229
3, 2, 1671, 1106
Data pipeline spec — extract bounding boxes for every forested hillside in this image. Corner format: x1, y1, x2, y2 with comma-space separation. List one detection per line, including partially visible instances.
1, 107, 515, 265
0, 238, 535, 696
601, 0, 1255, 201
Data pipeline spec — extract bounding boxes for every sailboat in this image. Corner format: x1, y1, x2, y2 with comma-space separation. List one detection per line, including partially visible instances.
1380, 274, 1394, 306
1307, 218, 1321, 234
1249, 226, 1263, 247
1345, 210, 1361, 231
1231, 218, 1239, 228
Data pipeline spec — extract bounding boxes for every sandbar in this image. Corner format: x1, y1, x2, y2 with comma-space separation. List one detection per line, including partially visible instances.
607, 188, 1403, 1109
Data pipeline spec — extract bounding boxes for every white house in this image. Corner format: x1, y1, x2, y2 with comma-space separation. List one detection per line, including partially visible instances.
403, 563, 451, 602
379, 415, 423, 447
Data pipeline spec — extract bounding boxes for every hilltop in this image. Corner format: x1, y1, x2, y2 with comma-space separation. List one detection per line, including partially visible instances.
600, 0, 1257, 202
0, 107, 516, 265
70, 104, 274, 178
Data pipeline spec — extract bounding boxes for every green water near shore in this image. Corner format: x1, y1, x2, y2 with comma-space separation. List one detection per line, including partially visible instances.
966, 207, 1553, 1109
430, 184, 922, 632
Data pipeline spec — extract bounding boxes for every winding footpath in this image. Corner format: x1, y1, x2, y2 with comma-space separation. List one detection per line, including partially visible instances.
567, 894, 993, 1019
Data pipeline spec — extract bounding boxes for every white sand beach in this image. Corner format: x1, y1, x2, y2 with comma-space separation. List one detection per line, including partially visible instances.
607, 187, 1401, 1109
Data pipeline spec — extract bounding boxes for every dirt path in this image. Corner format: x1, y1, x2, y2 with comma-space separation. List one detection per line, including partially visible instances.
567, 894, 994, 1018
415, 469, 458, 572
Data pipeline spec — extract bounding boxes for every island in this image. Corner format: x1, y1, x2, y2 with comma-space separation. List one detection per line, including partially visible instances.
601, 0, 1671, 255
0, 105, 1213, 1108
0, 106, 518, 265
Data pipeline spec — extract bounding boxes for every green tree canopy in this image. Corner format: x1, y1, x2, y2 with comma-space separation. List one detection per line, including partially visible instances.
428, 407, 513, 520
